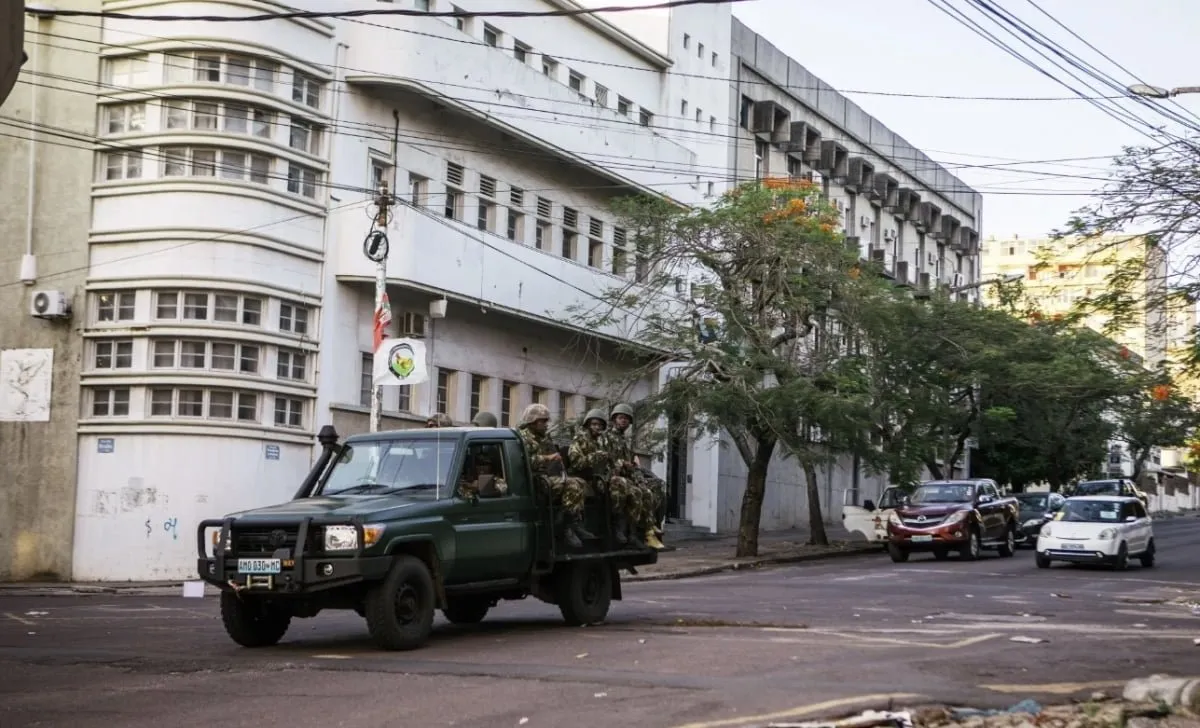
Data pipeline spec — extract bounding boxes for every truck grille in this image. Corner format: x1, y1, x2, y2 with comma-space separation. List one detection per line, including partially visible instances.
233, 526, 303, 556
902, 516, 945, 528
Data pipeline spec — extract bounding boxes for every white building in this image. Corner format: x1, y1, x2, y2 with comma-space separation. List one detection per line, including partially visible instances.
1, 0, 732, 581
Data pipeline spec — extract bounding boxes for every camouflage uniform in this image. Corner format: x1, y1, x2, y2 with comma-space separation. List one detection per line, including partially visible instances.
568, 409, 635, 545
609, 403, 666, 550
517, 404, 591, 548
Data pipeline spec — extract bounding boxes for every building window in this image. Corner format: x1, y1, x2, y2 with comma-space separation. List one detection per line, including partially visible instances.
102, 150, 143, 181
291, 71, 322, 109
104, 54, 150, 87
171, 52, 277, 91
477, 199, 495, 232
562, 206, 578, 260
740, 95, 754, 128
617, 97, 631, 116
507, 208, 524, 242
273, 396, 304, 428
370, 157, 392, 194
594, 84, 608, 107
469, 374, 487, 420
93, 340, 133, 370
542, 56, 558, 78
754, 139, 767, 179
445, 162, 465, 220
531, 386, 548, 406
409, 173, 428, 206
696, 108, 703, 123
151, 339, 259, 374
285, 162, 319, 198
209, 390, 259, 421
288, 117, 321, 155
161, 145, 271, 185
568, 71, 584, 93
164, 99, 273, 138
279, 302, 310, 335
154, 290, 262, 326
638, 108, 653, 127
500, 381, 517, 426
452, 4, 464, 30
612, 227, 628, 277
415, 0, 430, 9
681, 99, 688, 116
436, 369, 456, 414
697, 42, 704, 58
360, 353, 373, 407
276, 348, 307, 381
103, 103, 145, 135
482, 24, 499, 47
513, 41, 530, 63
149, 387, 257, 421
683, 33, 690, 49
96, 291, 135, 322
91, 387, 130, 417
589, 238, 604, 268
710, 115, 716, 131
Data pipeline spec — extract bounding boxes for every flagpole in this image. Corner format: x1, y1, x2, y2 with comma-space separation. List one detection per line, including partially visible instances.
368, 181, 393, 434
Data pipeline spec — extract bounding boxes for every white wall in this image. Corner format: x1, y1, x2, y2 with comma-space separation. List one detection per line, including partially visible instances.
72, 434, 312, 581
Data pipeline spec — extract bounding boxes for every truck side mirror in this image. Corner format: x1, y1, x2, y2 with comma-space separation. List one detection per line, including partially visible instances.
863, 499, 876, 512
977, 494, 994, 504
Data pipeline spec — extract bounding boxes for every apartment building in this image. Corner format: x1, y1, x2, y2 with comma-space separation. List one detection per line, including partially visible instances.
0, 0, 731, 581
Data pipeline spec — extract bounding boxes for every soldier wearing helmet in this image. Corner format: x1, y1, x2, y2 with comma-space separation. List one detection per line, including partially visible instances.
471, 411, 499, 427
568, 408, 633, 545
517, 403, 592, 548
608, 403, 666, 550
425, 413, 454, 428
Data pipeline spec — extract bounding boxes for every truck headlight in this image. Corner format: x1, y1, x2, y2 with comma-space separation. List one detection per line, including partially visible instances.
943, 511, 967, 525
324, 524, 385, 551
888, 512, 902, 526
1023, 518, 1043, 529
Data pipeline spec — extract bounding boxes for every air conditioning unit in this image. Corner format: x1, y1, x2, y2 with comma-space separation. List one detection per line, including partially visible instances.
953, 273, 966, 288
883, 227, 898, 242
30, 290, 70, 319
830, 198, 846, 213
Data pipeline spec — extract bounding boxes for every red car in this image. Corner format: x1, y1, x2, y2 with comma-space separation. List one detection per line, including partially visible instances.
886, 479, 1020, 562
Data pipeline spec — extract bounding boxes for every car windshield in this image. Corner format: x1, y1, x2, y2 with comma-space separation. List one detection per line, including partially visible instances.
320, 439, 459, 497
910, 483, 976, 504
1014, 494, 1048, 510
1075, 481, 1120, 496
1059, 500, 1122, 523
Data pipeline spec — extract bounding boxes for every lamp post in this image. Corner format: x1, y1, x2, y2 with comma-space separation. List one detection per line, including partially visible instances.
949, 271, 1024, 295
1127, 84, 1200, 99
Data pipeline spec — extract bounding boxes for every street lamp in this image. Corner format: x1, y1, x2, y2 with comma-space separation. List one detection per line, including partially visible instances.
949, 272, 1023, 294
1127, 84, 1200, 99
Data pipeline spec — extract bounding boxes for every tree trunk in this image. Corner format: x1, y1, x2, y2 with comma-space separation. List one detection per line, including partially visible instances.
924, 458, 944, 480
736, 435, 776, 558
802, 458, 828, 546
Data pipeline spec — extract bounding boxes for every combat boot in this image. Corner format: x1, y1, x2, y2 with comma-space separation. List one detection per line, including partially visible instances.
645, 528, 666, 550
554, 511, 583, 549
611, 514, 629, 545
568, 514, 595, 544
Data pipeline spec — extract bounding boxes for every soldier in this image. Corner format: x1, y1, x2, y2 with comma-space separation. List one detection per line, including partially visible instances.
425, 413, 453, 428
457, 450, 508, 500
568, 409, 634, 545
517, 403, 593, 548
608, 403, 666, 550
472, 411, 499, 427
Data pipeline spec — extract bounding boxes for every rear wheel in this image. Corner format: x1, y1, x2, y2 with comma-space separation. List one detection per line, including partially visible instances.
887, 543, 910, 563
1139, 539, 1156, 568
219, 592, 291, 647
364, 555, 437, 650
997, 524, 1016, 558
442, 597, 492, 625
556, 561, 613, 626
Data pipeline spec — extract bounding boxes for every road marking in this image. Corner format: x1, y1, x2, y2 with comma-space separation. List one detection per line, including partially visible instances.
807, 630, 1004, 650
668, 692, 927, 728
312, 654, 353, 660
4, 613, 34, 626
980, 680, 1128, 695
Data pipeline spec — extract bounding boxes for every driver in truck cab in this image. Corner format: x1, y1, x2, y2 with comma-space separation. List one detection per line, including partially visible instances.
457, 450, 508, 500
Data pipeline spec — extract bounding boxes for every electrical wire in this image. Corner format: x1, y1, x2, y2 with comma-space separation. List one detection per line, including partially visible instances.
27, 0, 752, 22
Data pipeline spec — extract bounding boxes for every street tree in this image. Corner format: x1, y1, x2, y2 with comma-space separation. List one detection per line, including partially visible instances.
1112, 378, 1200, 483
572, 179, 878, 557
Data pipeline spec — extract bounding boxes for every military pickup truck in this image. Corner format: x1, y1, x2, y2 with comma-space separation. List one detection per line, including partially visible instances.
195, 425, 658, 651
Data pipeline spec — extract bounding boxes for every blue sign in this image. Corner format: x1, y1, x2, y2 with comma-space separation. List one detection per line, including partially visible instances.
97, 438, 114, 454
265, 444, 280, 461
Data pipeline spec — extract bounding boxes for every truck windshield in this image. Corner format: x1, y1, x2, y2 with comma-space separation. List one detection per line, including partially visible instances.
910, 483, 976, 504
320, 439, 459, 497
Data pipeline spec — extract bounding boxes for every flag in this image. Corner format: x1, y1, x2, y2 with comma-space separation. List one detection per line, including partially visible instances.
373, 291, 392, 351
373, 337, 430, 387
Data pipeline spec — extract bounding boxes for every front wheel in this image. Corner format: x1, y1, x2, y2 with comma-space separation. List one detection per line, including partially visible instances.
1035, 552, 1051, 569
1139, 539, 1156, 568
364, 555, 437, 650
219, 592, 291, 647
556, 562, 613, 626
960, 528, 982, 561
887, 543, 910, 563
997, 524, 1016, 558
1111, 543, 1129, 571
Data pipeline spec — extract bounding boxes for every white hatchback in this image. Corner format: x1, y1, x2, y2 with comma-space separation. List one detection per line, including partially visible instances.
1035, 495, 1155, 570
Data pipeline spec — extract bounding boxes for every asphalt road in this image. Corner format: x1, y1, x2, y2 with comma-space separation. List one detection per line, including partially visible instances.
2, 517, 1198, 728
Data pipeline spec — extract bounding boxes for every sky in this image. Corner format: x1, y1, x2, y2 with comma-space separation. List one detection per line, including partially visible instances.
730, 0, 1200, 240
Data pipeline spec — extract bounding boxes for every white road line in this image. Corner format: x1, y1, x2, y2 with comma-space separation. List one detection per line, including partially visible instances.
4, 613, 34, 627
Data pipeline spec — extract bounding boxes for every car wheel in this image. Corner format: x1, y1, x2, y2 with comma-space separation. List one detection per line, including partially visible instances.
1111, 543, 1129, 571
932, 547, 950, 561
997, 524, 1016, 558
959, 528, 981, 561
219, 592, 291, 648
887, 543, 910, 563
1035, 552, 1051, 569
1138, 539, 1155, 568
364, 554, 437, 651
442, 597, 492, 625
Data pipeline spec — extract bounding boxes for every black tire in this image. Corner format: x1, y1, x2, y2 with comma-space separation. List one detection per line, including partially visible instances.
1035, 552, 1051, 569
887, 543, 910, 563
442, 597, 491, 625
219, 591, 291, 648
1139, 539, 1156, 568
997, 523, 1016, 558
364, 555, 437, 650
960, 528, 982, 561
932, 547, 950, 561
1111, 543, 1129, 571
556, 561, 613, 626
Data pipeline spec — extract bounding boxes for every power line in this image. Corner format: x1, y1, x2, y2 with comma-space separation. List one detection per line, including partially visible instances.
26, 0, 750, 22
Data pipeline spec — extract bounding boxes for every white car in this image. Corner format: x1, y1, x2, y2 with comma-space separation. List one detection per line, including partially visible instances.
1035, 495, 1155, 570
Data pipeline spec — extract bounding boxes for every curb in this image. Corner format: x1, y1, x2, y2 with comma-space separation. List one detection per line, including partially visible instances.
1123, 675, 1200, 711
626, 543, 881, 583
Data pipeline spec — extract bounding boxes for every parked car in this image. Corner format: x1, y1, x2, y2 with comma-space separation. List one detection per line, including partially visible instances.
1070, 478, 1148, 506
842, 486, 903, 546
1013, 491, 1066, 546
1035, 495, 1155, 570
886, 479, 1020, 562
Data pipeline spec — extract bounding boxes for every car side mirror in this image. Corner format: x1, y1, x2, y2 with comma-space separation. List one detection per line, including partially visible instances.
977, 494, 994, 504
863, 499, 876, 512
1124, 515, 1137, 523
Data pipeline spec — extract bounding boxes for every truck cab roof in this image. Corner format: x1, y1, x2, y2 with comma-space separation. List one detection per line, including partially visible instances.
344, 427, 523, 444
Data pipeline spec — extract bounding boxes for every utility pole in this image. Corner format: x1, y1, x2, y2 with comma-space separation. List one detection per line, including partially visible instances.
366, 181, 393, 433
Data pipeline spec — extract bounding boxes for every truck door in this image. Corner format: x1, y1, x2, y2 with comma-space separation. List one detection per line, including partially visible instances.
446, 440, 534, 582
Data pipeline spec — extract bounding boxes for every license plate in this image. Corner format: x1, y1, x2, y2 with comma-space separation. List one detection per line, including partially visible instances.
1061, 543, 1084, 550
237, 558, 281, 574
910, 535, 933, 543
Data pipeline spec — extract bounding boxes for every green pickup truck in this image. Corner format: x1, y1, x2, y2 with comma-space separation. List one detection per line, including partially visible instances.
195, 424, 658, 651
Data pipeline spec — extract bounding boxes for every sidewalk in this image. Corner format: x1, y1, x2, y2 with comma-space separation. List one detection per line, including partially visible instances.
0, 525, 878, 596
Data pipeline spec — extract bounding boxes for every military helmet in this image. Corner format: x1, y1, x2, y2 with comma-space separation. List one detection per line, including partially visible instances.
472, 411, 499, 427
520, 403, 551, 426
425, 413, 453, 427
583, 408, 608, 427
610, 402, 635, 421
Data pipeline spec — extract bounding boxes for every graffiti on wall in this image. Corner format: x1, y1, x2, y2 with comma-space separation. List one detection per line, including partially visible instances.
0, 348, 53, 422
